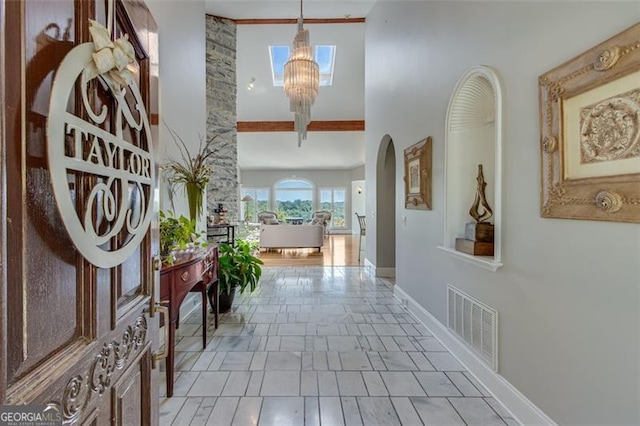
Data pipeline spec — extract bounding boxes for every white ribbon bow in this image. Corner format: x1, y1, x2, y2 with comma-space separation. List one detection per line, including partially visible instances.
85, 19, 136, 92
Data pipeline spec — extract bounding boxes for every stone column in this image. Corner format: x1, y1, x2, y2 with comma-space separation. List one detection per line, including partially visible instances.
205, 15, 238, 223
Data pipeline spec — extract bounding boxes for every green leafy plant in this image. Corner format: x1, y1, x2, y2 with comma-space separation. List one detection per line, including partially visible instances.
159, 210, 206, 264
218, 239, 263, 296
162, 124, 216, 221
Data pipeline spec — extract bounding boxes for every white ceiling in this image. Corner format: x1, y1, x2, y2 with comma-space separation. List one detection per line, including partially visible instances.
237, 23, 364, 122
205, 1, 376, 20
238, 131, 365, 170
206, 0, 368, 171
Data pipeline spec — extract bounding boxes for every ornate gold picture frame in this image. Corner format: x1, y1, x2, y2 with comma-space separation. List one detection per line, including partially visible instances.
539, 22, 640, 223
404, 136, 432, 210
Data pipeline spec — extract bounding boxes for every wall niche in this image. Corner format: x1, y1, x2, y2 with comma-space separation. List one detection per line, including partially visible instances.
438, 66, 503, 271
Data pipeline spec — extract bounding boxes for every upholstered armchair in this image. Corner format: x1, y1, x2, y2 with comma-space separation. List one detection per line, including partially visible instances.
310, 210, 332, 235
257, 211, 280, 225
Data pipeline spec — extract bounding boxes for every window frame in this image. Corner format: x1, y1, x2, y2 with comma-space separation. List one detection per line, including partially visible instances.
240, 187, 270, 224
269, 45, 336, 87
319, 187, 347, 230
274, 178, 315, 223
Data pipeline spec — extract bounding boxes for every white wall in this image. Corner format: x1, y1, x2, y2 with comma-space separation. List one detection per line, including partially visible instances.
146, 0, 207, 316
351, 180, 365, 234
241, 169, 357, 230
146, 0, 207, 230
365, 3, 640, 424
351, 165, 366, 233
350, 165, 365, 181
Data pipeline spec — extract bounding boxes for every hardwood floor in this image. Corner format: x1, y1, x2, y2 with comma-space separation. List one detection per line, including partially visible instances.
258, 234, 363, 267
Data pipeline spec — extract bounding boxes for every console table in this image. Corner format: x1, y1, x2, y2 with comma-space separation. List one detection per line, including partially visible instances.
160, 245, 218, 397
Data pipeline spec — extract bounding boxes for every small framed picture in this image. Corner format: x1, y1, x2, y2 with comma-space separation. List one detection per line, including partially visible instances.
404, 136, 432, 210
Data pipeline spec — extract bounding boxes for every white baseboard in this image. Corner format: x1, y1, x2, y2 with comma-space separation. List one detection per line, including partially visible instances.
376, 267, 395, 278
364, 259, 375, 274
363, 259, 395, 278
394, 285, 556, 426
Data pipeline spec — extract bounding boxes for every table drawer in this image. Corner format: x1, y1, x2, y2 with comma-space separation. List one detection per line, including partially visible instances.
172, 260, 204, 290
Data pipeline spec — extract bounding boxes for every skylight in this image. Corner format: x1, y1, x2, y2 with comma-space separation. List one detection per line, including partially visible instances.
269, 46, 289, 86
269, 45, 336, 87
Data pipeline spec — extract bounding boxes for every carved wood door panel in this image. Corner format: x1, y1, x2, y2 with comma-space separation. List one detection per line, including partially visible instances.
1, 0, 160, 424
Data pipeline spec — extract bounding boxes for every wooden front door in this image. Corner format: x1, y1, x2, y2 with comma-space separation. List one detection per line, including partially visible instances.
1, 0, 160, 424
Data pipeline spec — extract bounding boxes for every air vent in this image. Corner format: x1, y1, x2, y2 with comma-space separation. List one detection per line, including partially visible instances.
447, 285, 498, 371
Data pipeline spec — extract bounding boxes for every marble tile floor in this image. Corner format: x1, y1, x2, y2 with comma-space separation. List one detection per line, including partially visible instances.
159, 267, 517, 425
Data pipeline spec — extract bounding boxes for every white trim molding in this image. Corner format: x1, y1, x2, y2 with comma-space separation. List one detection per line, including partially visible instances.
394, 285, 556, 426
375, 267, 395, 278
437, 246, 503, 272
364, 259, 395, 278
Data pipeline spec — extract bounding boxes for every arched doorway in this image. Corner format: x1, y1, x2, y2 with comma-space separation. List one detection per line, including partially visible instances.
375, 135, 396, 276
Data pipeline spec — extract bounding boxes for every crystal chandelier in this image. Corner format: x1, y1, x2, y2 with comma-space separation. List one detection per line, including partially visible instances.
284, 0, 319, 147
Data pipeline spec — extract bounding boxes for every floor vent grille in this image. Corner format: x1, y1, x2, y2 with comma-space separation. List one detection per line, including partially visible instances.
447, 285, 498, 371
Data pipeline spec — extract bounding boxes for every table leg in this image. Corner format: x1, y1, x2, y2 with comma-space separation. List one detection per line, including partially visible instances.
214, 280, 219, 329
201, 283, 207, 350
207, 280, 219, 330
166, 320, 176, 397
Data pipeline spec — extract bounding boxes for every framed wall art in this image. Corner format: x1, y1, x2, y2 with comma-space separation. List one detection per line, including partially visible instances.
539, 22, 640, 222
404, 136, 432, 210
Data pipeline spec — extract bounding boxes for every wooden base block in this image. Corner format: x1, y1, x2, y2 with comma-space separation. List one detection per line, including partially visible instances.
455, 238, 494, 256
464, 222, 494, 242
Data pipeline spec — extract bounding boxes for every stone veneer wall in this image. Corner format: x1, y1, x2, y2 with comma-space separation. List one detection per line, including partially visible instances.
205, 15, 238, 223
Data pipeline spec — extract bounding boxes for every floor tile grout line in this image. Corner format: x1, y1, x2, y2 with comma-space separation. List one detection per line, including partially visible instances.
162, 266, 513, 425
445, 396, 473, 426
444, 371, 479, 397
482, 396, 512, 425
393, 397, 427, 426
386, 395, 407, 426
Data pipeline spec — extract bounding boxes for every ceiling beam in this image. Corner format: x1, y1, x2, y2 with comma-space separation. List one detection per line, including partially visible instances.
233, 17, 365, 25
237, 120, 365, 132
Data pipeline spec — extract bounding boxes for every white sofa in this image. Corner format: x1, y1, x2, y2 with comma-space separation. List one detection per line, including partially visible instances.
259, 224, 324, 250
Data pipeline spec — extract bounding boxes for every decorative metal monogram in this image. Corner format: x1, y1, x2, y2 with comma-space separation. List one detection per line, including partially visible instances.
47, 20, 154, 268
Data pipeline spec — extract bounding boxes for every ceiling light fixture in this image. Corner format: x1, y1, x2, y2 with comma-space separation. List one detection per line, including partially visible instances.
284, 0, 319, 147
247, 77, 255, 90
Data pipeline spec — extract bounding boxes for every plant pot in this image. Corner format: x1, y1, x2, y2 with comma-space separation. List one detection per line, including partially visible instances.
186, 182, 204, 222
217, 287, 236, 313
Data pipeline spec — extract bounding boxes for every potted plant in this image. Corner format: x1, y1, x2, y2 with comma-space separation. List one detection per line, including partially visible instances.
159, 210, 207, 265
162, 125, 216, 222
216, 239, 263, 312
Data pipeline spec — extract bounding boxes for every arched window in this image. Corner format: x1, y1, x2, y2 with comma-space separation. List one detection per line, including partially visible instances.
274, 179, 314, 223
